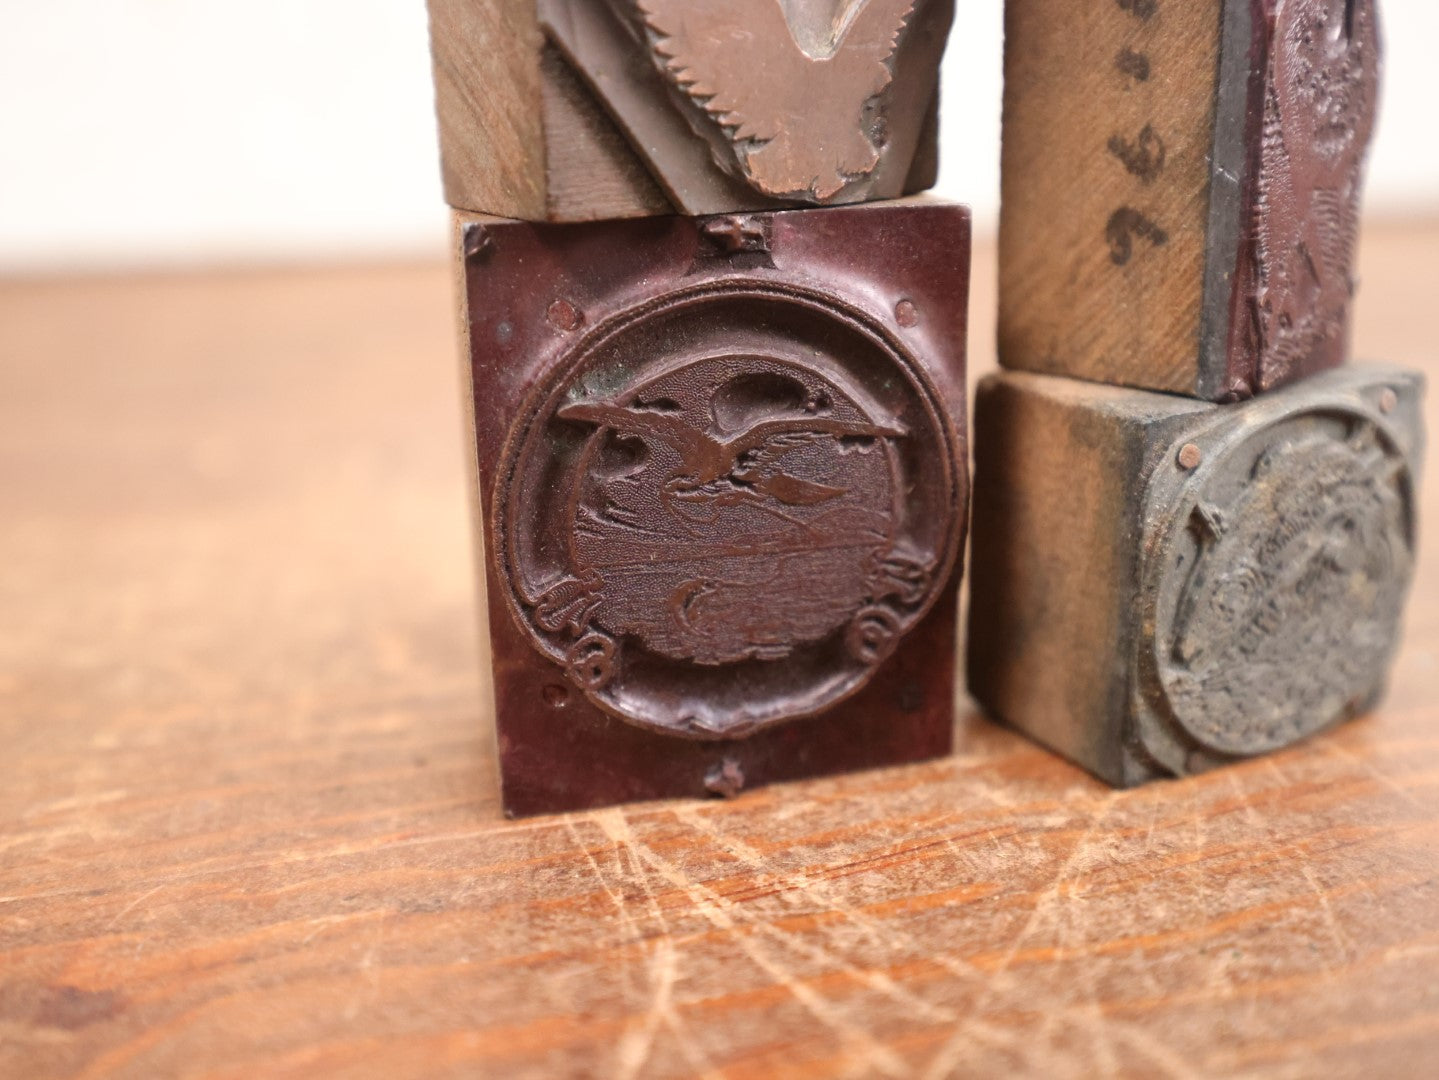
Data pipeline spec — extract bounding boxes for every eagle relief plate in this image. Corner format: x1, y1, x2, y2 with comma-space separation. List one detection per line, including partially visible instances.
495, 280, 961, 739
538, 0, 953, 210
461, 203, 970, 812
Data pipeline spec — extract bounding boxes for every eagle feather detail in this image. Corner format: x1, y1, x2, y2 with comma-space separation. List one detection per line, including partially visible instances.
635, 0, 917, 200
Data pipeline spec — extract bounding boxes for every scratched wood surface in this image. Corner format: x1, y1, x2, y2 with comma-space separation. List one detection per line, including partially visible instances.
1, 225, 1437, 1080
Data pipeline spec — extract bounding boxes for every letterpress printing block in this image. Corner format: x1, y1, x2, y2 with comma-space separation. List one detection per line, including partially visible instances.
458, 201, 970, 815
427, 0, 953, 221
1000, 0, 1380, 400
967, 366, 1423, 786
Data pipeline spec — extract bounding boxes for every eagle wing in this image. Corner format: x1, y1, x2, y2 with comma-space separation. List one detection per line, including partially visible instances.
725, 418, 903, 508
557, 401, 710, 463
638, 0, 918, 198
826, 0, 916, 102
724, 416, 908, 467
736, 429, 826, 471
635, 0, 808, 145
729, 430, 848, 506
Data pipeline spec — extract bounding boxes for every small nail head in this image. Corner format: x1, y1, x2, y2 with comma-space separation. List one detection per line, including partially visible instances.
895, 299, 920, 328
704, 757, 746, 799
1379, 387, 1398, 414
1177, 442, 1203, 470
547, 298, 583, 332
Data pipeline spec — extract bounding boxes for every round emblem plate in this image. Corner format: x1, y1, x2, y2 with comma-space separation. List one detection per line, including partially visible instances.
1145, 403, 1414, 757
493, 281, 962, 739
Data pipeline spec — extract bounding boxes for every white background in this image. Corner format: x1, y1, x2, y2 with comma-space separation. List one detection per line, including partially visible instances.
1, 2, 1435, 272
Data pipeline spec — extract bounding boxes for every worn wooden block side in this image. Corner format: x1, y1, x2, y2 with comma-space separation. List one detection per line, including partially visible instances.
538, 45, 672, 221
427, 0, 547, 219
968, 373, 1208, 782
969, 365, 1425, 786
1000, 0, 1223, 396
450, 215, 503, 804
1000, 0, 1382, 401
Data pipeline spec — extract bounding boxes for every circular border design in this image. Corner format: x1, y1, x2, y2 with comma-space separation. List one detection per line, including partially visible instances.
492, 278, 964, 739
1137, 396, 1415, 759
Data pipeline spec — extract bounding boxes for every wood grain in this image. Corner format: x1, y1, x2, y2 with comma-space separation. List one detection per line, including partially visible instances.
2, 224, 1438, 1078
425, 0, 681, 221
999, 0, 1241, 397
539, 44, 672, 222
427, 0, 549, 219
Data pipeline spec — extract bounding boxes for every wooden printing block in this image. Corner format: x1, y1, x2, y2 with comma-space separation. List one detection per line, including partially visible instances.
426, 0, 952, 221
457, 201, 971, 815
967, 365, 1425, 787
999, 0, 1380, 401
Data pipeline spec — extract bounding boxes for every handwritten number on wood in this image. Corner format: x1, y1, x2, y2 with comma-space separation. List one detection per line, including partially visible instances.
1108, 124, 1166, 183
1109, 3, 1161, 263
1115, 47, 1150, 83
1116, 0, 1157, 18
1107, 208, 1169, 265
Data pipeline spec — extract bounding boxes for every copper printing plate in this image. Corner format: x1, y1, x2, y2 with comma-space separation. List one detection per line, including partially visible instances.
1228, 0, 1380, 395
538, 0, 952, 212
463, 203, 970, 815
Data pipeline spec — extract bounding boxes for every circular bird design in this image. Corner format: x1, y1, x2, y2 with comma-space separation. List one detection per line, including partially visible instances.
557, 355, 912, 666
496, 278, 961, 739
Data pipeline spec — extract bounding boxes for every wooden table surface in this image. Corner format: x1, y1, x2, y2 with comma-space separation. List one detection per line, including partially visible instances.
2, 224, 1436, 1080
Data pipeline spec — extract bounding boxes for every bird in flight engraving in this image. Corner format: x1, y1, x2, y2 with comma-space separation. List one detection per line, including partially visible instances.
558, 395, 906, 522
635, 0, 918, 200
